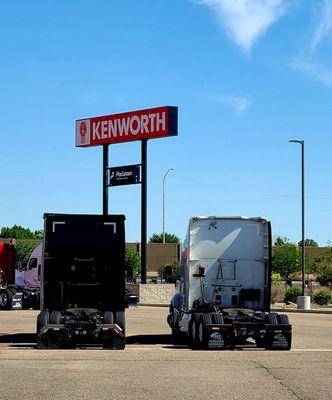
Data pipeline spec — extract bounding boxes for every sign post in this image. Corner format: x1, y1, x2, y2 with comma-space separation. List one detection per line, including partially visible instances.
141, 139, 148, 284
103, 144, 109, 215
76, 106, 178, 283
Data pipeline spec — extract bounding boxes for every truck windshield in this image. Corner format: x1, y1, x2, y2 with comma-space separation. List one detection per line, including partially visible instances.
28, 258, 38, 270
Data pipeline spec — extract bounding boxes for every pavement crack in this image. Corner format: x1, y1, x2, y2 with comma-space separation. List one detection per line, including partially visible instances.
252, 361, 302, 400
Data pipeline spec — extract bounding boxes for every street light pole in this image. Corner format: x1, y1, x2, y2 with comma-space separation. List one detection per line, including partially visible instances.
162, 168, 174, 244
289, 139, 305, 296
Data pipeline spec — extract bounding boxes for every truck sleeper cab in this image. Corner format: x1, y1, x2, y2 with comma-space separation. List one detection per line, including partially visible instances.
167, 216, 292, 350
36, 213, 127, 349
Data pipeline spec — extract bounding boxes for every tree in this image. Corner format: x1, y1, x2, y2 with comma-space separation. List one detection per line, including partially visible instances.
315, 247, 332, 286
33, 230, 44, 240
0, 225, 43, 240
0, 225, 35, 239
298, 239, 318, 247
149, 232, 180, 243
272, 242, 300, 284
274, 236, 289, 246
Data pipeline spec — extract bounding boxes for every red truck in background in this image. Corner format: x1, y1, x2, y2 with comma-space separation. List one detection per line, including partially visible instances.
0, 242, 23, 309
0, 242, 15, 285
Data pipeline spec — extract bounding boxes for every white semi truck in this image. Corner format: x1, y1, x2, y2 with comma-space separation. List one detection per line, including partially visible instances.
167, 216, 292, 350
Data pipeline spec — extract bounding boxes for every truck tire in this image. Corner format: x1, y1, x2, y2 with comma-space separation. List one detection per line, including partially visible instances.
36, 335, 60, 350
197, 315, 210, 349
115, 311, 125, 335
172, 328, 182, 343
254, 311, 266, 321
202, 313, 212, 325
265, 313, 291, 351
191, 313, 202, 349
36, 311, 49, 333
212, 313, 223, 325
0, 289, 13, 310
50, 311, 61, 325
277, 314, 289, 325
113, 311, 126, 350
266, 313, 278, 325
103, 311, 114, 324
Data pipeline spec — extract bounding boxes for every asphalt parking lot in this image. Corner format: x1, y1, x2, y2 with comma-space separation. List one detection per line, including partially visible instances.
0, 307, 331, 400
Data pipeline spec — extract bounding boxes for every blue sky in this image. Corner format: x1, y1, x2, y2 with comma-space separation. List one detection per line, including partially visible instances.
0, 0, 331, 245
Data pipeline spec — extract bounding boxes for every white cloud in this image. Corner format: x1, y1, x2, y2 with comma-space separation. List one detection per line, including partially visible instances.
291, 58, 332, 87
198, 0, 287, 52
310, 0, 332, 53
211, 94, 253, 114
291, 1, 332, 87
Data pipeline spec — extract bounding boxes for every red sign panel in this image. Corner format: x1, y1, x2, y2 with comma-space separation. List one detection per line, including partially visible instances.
76, 106, 178, 147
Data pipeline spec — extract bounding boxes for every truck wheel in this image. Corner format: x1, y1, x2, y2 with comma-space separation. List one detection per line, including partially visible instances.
50, 311, 61, 325
36, 311, 49, 334
212, 313, 224, 325
254, 311, 266, 321
0, 289, 13, 310
114, 311, 126, 350
115, 311, 125, 336
190, 313, 200, 349
266, 313, 278, 325
103, 311, 114, 324
36, 336, 60, 350
277, 314, 289, 325
172, 328, 185, 344
197, 316, 209, 349
202, 313, 212, 325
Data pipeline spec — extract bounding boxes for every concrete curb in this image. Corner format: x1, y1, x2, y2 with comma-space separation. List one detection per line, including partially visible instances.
139, 304, 332, 314
272, 308, 332, 315
139, 303, 169, 307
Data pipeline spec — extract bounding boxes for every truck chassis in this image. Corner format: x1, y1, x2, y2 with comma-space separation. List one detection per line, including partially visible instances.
36, 309, 125, 349
169, 306, 292, 350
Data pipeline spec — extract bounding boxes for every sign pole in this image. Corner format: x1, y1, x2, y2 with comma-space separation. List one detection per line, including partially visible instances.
141, 139, 148, 284
103, 144, 109, 215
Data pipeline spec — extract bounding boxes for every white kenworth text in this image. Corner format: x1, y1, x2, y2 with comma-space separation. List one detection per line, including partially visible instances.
93, 112, 166, 140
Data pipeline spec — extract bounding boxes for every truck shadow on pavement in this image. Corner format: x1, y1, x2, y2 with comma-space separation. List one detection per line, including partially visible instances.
126, 334, 173, 345
0, 333, 176, 348
0, 333, 36, 347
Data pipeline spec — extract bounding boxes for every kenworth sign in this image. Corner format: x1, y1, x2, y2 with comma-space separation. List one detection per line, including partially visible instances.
76, 106, 178, 147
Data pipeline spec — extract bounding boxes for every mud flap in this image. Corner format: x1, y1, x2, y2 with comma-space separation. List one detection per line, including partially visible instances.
205, 325, 234, 349
12, 292, 23, 310
265, 324, 292, 350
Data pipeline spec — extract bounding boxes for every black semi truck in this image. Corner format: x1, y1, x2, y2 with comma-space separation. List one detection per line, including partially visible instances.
36, 213, 128, 349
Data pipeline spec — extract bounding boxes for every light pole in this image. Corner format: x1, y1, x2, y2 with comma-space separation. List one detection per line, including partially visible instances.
289, 139, 305, 296
162, 168, 174, 244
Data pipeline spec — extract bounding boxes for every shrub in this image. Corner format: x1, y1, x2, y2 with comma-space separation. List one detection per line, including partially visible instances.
271, 273, 283, 286
125, 248, 141, 279
271, 285, 285, 304
313, 289, 332, 305
159, 261, 180, 283
284, 286, 302, 303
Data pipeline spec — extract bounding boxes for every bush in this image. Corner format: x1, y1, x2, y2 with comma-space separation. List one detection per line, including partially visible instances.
313, 289, 332, 305
271, 273, 283, 286
284, 286, 302, 303
125, 248, 141, 279
159, 261, 180, 283
271, 284, 285, 304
